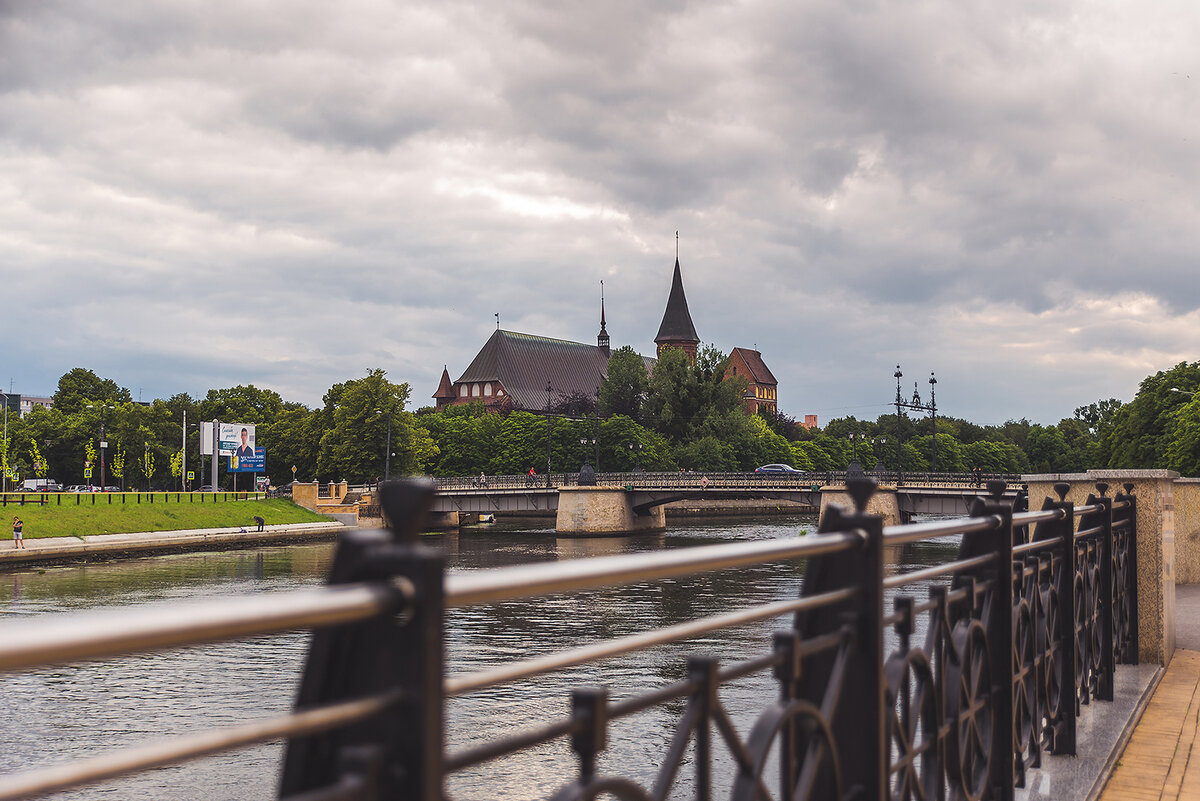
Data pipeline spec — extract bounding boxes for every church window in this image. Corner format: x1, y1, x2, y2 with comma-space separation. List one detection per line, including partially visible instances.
458, 385, 467, 398
484, 383, 493, 397
472, 384, 481, 397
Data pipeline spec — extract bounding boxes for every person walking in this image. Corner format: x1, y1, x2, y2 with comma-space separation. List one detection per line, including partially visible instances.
12, 517, 24, 549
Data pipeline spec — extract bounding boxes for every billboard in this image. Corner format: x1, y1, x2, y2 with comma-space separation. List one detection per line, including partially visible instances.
230, 447, 266, 473
201, 422, 257, 457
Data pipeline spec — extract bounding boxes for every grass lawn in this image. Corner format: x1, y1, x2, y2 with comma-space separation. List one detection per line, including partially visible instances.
1, 496, 330, 539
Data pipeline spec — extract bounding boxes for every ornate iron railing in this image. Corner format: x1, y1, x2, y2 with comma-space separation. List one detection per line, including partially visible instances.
0, 478, 1136, 801
431, 470, 1025, 492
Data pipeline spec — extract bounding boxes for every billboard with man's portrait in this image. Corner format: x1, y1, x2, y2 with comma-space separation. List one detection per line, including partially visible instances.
219, 423, 256, 458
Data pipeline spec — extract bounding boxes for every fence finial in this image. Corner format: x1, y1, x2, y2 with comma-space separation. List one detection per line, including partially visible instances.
986, 479, 1007, 501
1096, 482, 1109, 498
1054, 482, 1070, 501
1123, 482, 1134, 495
378, 479, 437, 543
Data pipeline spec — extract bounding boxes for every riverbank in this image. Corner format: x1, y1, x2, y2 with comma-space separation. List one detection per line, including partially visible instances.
0, 521, 348, 570
1, 497, 329, 539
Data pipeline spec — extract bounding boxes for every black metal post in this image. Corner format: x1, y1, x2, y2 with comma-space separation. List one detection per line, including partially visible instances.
1045, 482, 1077, 754
1095, 484, 1115, 701
796, 478, 885, 800
385, 412, 392, 480
280, 481, 442, 801
928, 372, 937, 474
545, 383, 553, 488
894, 366, 904, 485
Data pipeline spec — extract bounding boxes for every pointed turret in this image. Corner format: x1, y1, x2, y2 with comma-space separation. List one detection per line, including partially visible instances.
597, 283, 610, 355
654, 258, 699, 363
433, 366, 455, 409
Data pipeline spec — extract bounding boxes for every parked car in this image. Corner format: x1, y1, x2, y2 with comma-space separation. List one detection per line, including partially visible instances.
103, 486, 121, 493
199, 485, 214, 492
21, 479, 62, 492
754, 464, 805, 474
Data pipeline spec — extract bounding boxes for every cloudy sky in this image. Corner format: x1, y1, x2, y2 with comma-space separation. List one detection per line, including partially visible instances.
3, 1, 1199, 425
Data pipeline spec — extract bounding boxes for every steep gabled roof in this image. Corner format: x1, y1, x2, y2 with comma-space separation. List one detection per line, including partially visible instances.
455, 330, 612, 411
654, 259, 699, 344
731, 347, 777, 386
433, 366, 455, 400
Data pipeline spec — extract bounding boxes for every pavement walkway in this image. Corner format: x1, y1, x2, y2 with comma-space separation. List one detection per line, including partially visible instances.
1097, 584, 1200, 801
0, 521, 348, 568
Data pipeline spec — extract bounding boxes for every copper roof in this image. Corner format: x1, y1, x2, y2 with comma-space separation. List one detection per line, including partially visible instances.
654, 259, 699, 344
455, 330, 613, 411
731, 347, 777, 385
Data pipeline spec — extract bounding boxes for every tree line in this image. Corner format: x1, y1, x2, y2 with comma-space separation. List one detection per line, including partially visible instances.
4, 358, 1200, 489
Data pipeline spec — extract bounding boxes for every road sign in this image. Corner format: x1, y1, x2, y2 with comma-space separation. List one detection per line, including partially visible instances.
187, 471, 195, 481
84, 468, 93, 479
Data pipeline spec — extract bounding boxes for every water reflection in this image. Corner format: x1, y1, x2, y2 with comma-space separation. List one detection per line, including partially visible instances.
0, 514, 965, 800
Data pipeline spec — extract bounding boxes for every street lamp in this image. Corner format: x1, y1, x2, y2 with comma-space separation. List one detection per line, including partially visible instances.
87, 404, 115, 489
373, 403, 397, 481
579, 434, 597, 485
545, 382, 553, 488
628, 442, 644, 472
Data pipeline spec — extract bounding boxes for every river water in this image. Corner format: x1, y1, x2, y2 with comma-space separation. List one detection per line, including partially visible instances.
0, 515, 959, 800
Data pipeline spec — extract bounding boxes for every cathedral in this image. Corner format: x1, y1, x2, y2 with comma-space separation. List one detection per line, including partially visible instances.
433, 257, 778, 416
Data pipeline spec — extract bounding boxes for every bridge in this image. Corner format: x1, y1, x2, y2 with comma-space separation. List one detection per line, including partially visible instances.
428, 471, 1025, 532
0, 472, 1178, 801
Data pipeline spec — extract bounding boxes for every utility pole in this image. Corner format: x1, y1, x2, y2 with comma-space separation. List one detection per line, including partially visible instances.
182, 410, 187, 491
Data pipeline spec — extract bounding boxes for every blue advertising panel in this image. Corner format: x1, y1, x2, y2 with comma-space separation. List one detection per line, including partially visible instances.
230, 447, 266, 473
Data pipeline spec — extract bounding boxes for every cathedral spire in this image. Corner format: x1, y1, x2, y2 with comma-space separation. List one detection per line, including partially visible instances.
597, 279, 610, 355
654, 254, 699, 363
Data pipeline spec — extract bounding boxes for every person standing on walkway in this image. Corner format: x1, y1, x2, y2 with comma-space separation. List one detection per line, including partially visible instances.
12, 517, 24, 549
253, 515, 265, 532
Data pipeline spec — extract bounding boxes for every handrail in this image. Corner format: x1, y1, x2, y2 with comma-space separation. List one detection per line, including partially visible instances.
0, 580, 411, 673
445, 585, 858, 695
444, 529, 865, 606
0, 476, 1142, 801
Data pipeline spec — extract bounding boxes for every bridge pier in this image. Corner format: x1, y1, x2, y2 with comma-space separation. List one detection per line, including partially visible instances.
819, 486, 903, 528
1026, 470, 1177, 666
425, 511, 461, 530
556, 487, 666, 535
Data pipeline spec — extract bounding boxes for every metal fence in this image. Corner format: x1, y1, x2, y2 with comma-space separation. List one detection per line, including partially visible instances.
0, 478, 1136, 801
0, 491, 266, 507
431, 470, 1026, 492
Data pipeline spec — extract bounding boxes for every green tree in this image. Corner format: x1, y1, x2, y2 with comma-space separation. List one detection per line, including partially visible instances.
196, 385, 285, 426
1099, 362, 1200, 468
599, 346, 649, 422
673, 436, 737, 472
317, 369, 434, 481
51, 368, 132, 417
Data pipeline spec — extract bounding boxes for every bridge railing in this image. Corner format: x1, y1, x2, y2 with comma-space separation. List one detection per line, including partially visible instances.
431, 470, 1026, 492
0, 478, 1137, 801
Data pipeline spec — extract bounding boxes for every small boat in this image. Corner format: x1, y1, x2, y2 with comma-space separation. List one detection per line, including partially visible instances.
478, 513, 496, 524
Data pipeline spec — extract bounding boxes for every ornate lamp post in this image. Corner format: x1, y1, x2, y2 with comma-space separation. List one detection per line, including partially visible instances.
578, 435, 597, 485
893, 365, 938, 483
628, 442, 644, 472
